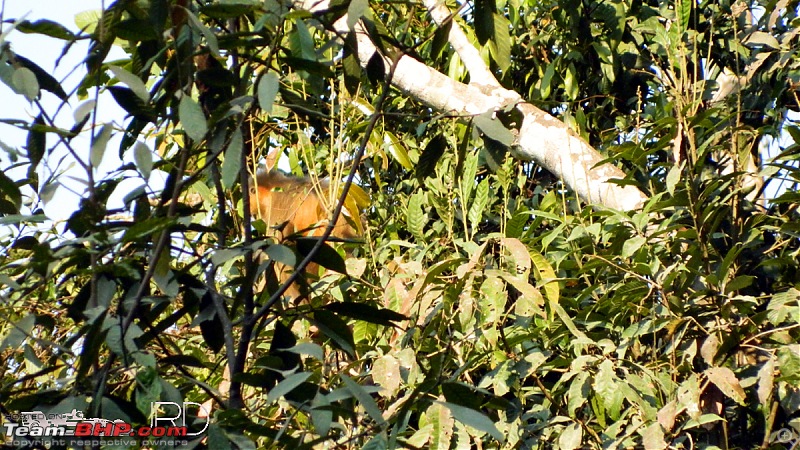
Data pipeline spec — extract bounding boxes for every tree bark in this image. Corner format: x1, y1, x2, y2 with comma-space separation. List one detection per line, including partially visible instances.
297, 0, 649, 211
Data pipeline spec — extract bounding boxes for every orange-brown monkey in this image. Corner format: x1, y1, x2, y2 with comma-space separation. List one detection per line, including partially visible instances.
248, 170, 357, 239
247, 155, 359, 301
200, 155, 363, 415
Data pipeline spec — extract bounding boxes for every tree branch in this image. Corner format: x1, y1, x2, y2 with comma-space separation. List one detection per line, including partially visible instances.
422, 0, 498, 87
297, 0, 648, 210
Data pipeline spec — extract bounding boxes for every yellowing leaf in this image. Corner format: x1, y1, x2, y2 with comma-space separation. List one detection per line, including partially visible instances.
529, 248, 559, 308
372, 354, 401, 397
704, 367, 746, 405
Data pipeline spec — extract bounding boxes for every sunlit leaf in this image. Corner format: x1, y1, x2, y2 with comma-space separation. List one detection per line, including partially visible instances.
108, 65, 149, 102
347, 0, 369, 29
180, 95, 208, 142
267, 371, 312, 404
90, 124, 113, 169
12, 67, 39, 101
704, 367, 746, 405
133, 141, 153, 180
257, 72, 280, 113
438, 401, 503, 441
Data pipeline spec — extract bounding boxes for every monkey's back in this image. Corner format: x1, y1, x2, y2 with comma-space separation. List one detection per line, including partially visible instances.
250, 171, 356, 238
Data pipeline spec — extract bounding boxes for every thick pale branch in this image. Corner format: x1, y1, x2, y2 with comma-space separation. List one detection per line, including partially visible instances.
422, 0, 498, 87
297, 0, 648, 210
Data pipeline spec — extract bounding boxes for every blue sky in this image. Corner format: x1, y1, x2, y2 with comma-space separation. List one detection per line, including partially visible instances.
1, 1, 137, 222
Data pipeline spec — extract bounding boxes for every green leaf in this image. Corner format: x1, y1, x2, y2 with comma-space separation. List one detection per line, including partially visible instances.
221, 129, 242, 189
154, 246, 179, 297
74, 9, 103, 35
201, 2, 258, 19
493, 271, 544, 310
383, 131, 413, 170
267, 371, 312, 404
340, 374, 387, 426
558, 422, 583, 450
724, 275, 754, 293
539, 62, 555, 100
180, 95, 208, 142
567, 371, 590, 414
407, 191, 428, 240
290, 17, 316, 60
666, 161, 683, 195
107, 86, 155, 121
14, 55, 67, 100
621, 235, 646, 258
430, 20, 452, 62
743, 31, 781, 49
717, 242, 743, 283
324, 302, 408, 326
677, 0, 691, 33
467, 178, 489, 230
427, 401, 454, 450
108, 65, 149, 102
473, 0, 494, 44
439, 401, 503, 441
474, 112, 514, 146
183, 7, 220, 57
460, 151, 479, 201
257, 72, 280, 113
366, 52, 385, 86
286, 342, 324, 362
489, 13, 511, 72
417, 135, 447, 179
313, 310, 355, 356
133, 141, 153, 180
529, 248, 559, 307
1, 314, 35, 350
12, 67, 39, 101
506, 210, 529, 239
594, 359, 617, 404
777, 346, 800, 383
90, 124, 113, 169
16, 19, 76, 40
115, 18, 159, 41
73, 100, 96, 124
0, 171, 21, 215
361, 433, 388, 450
0, 55, 22, 96
767, 288, 800, 326
342, 33, 362, 95
311, 393, 333, 435
296, 237, 347, 274
347, 0, 369, 29
265, 244, 297, 267
206, 424, 233, 450
564, 63, 578, 100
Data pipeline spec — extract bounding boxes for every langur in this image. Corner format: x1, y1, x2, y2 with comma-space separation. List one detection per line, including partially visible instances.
248, 170, 357, 239
247, 150, 359, 300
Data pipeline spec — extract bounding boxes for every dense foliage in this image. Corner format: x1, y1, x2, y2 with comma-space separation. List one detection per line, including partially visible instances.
1, 0, 799, 448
